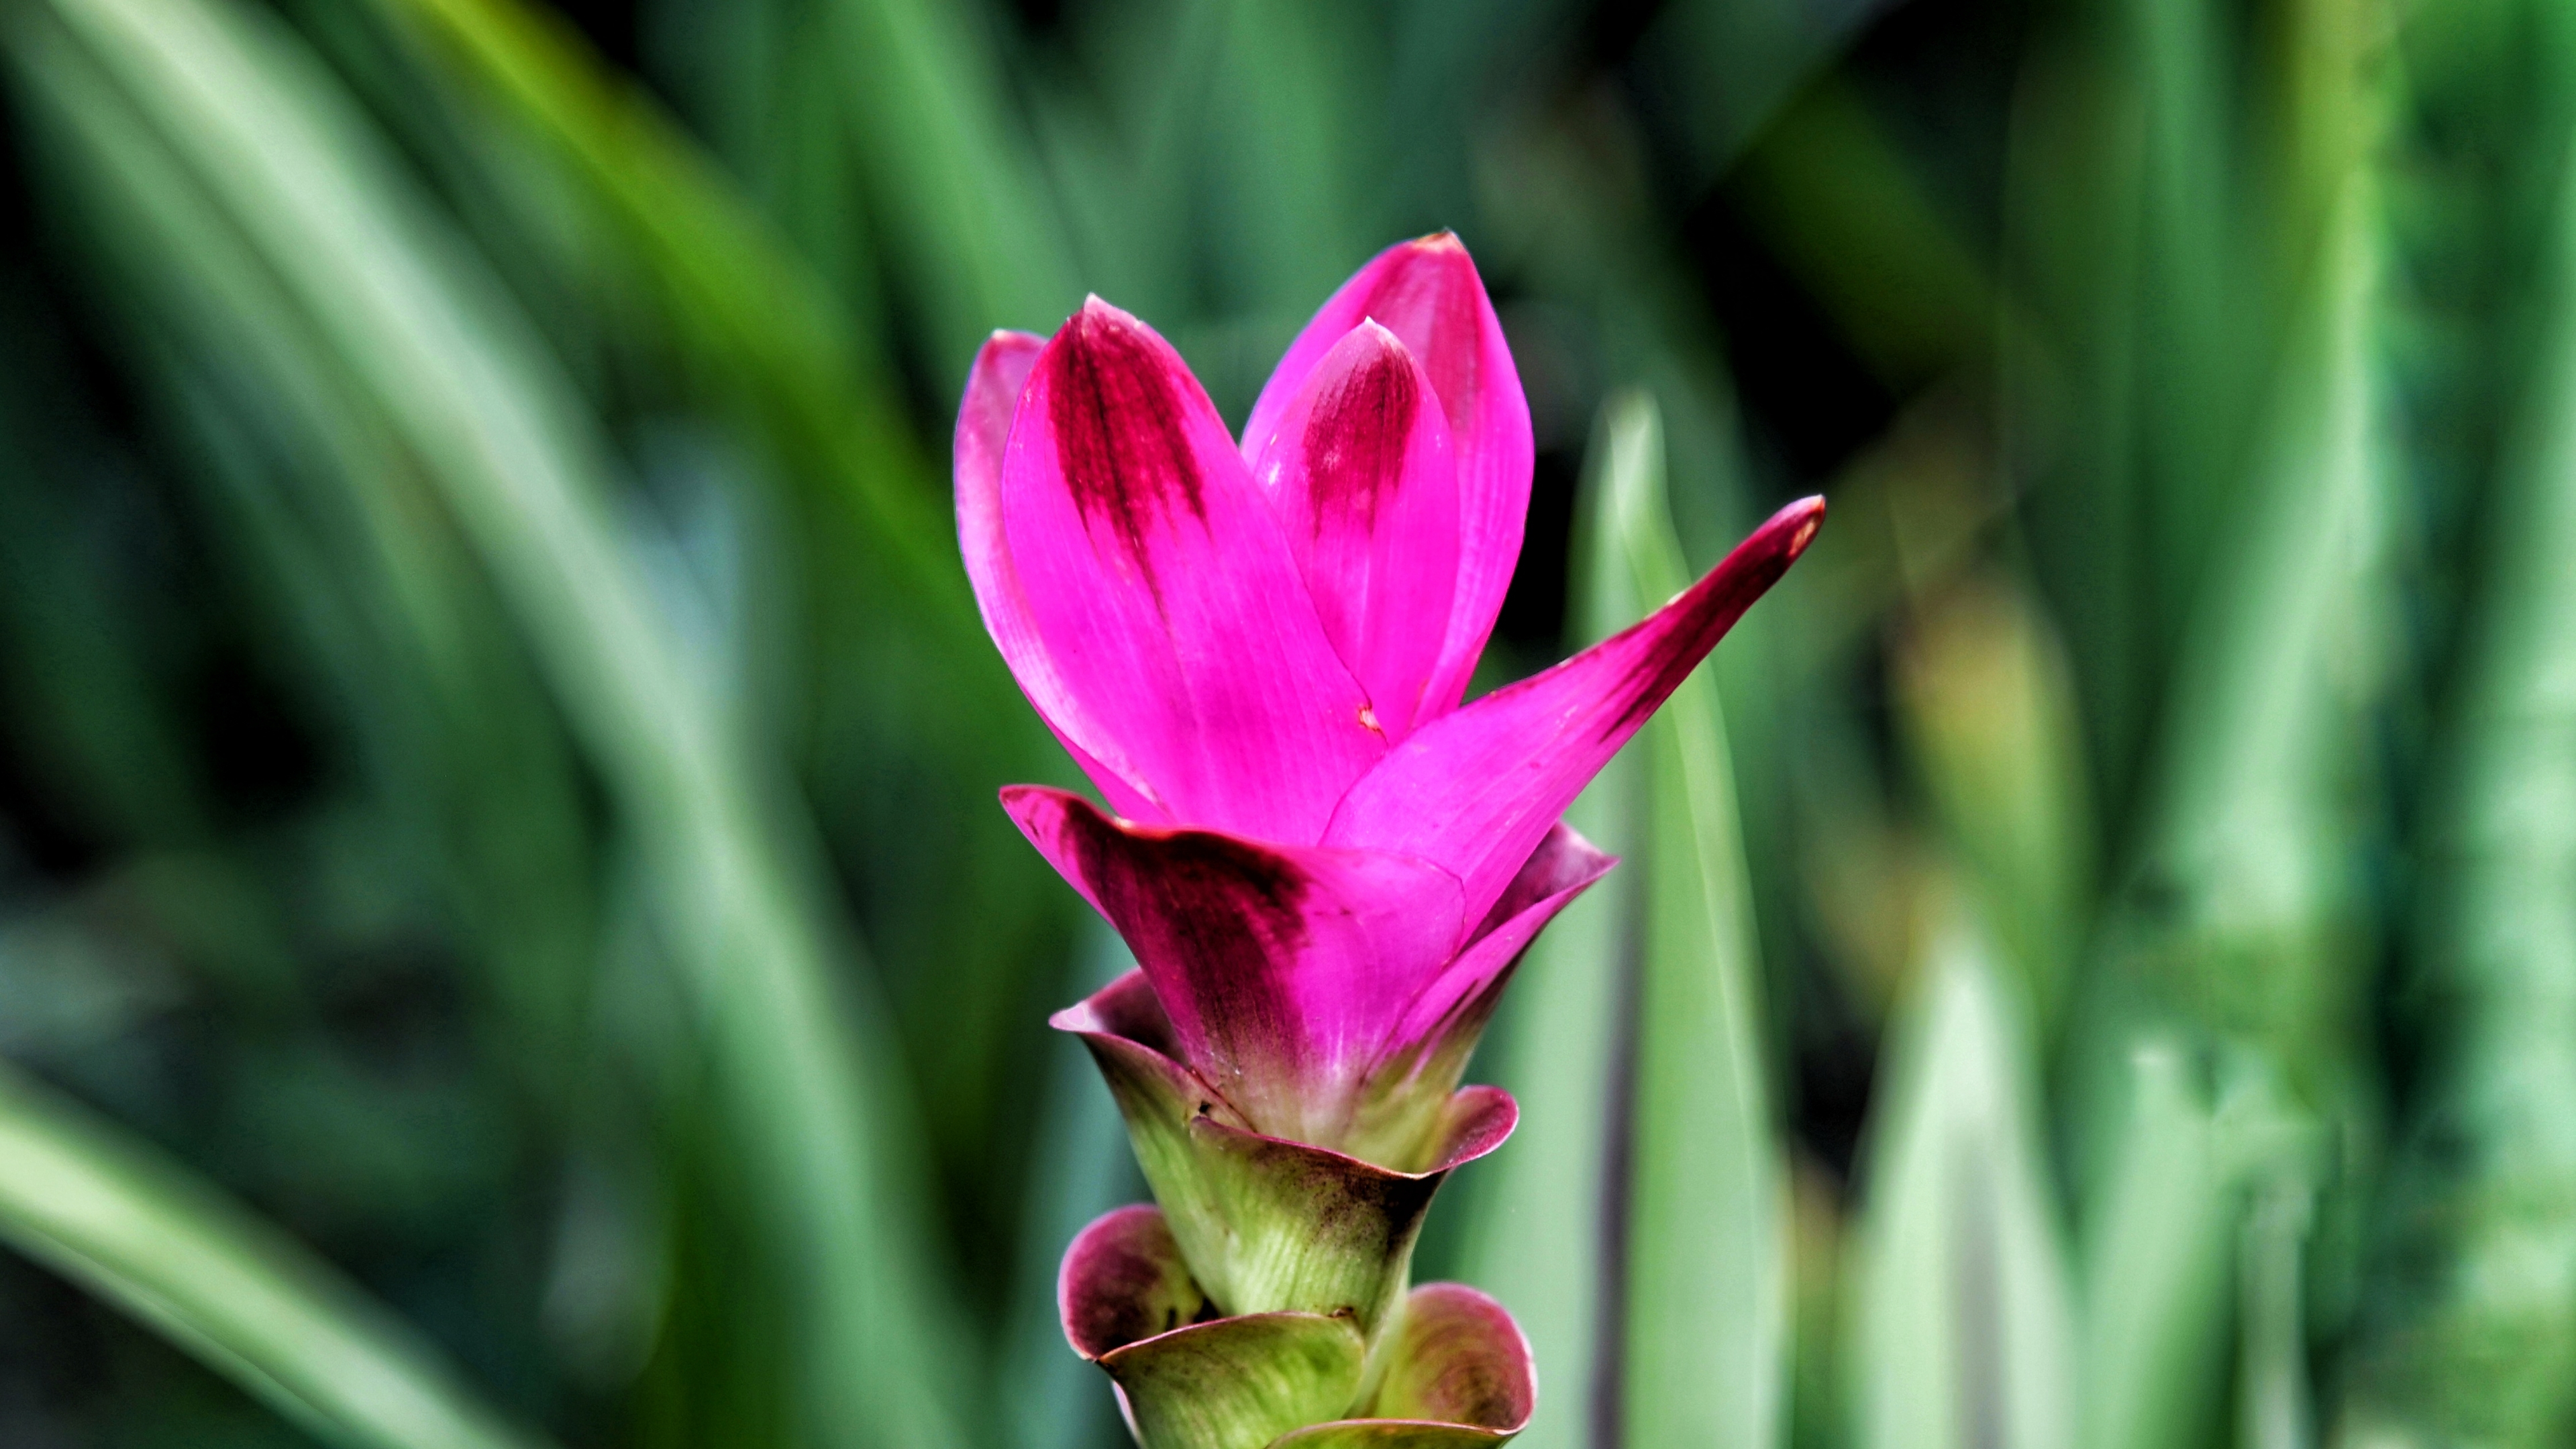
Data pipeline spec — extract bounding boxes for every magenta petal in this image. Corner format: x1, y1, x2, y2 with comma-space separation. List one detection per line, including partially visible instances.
1006, 786, 1465, 1142
1251, 322, 1462, 742
1388, 826, 1617, 1071
1324, 497, 1824, 927
957, 331, 1170, 822
1003, 299, 1385, 841
1244, 234, 1531, 727
1329, 829, 1612, 1168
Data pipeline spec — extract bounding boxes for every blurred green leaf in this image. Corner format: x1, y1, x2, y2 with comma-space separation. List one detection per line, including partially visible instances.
1457, 392, 1787, 1449
1450, 408, 1651, 1449
1851, 919, 2074, 1449
2075, 1045, 2318, 1449
2336, 3, 2576, 1433
372, 0, 958, 605
0, 1057, 557, 1449
1600, 394, 1788, 1449
1894, 577, 2094, 1037
812, 0, 1077, 352
6, 1, 972, 1444
2077, 50, 2391, 1352
1727, 76, 1998, 388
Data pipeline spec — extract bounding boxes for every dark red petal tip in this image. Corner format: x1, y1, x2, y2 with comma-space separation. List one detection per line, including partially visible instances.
1059, 1204, 1209, 1360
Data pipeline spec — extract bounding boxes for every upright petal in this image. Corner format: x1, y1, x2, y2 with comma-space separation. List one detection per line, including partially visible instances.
1005, 786, 1465, 1144
1252, 322, 1461, 741
1386, 824, 1618, 1068
1004, 298, 1386, 841
1324, 496, 1824, 926
957, 330, 1167, 822
1245, 234, 1532, 724
1337, 826, 1616, 1169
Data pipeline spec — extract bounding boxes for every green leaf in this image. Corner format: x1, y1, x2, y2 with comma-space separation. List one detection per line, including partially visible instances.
2335, 9, 2576, 1433
1892, 580, 2094, 1038
1453, 392, 1787, 1449
366, 0, 959, 608
0, 1058, 557, 1449
1598, 395, 1788, 1449
1447, 401, 1649, 1449
1852, 920, 2075, 1449
2075, 1044, 2318, 1449
6, 1, 971, 1443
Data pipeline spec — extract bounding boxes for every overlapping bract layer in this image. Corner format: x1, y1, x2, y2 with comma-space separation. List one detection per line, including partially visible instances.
1062, 1207, 1535, 1449
960, 233, 1820, 1448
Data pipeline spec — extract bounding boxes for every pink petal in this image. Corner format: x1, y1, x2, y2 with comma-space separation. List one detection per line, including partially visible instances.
1243, 233, 1532, 727
1368, 1281, 1537, 1432
1384, 824, 1617, 1066
1004, 299, 1386, 841
1324, 496, 1824, 926
1058, 1204, 1209, 1360
957, 330, 1168, 822
1004, 785, 1465, 1143
1251, 321, 1461, 742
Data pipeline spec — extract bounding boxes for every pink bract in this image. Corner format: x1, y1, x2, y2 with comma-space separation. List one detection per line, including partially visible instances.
959, 232, 1822, 1157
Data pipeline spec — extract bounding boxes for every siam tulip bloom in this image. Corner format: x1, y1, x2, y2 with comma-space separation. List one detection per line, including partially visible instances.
958, 232, 1819, 1448
962, 233, 1820, 1163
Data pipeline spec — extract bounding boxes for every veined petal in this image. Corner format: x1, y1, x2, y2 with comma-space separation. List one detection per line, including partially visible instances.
1324, 497, 1823, 926
1337, 826, 1615, 1169
1245, 234, 1531, 726
1391, 825, 1616, 1063
1059, 1205, 1213, 1361
1253, 322, 1461, 742
1267, 1283, 1537, 1447
956, 329, 1167, 822
1004, 298, 1385, 841
1007, 786, 1465, 1144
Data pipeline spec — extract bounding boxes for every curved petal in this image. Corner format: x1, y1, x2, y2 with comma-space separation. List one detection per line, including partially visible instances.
1009, 786, 1465, 1143
1267, 1424, 1511, 1449
957, 329, 1167, 822
1060, 1204, 1214, 1360
1106, 1309, 1366, 1449
1389, 827, 1618, 1078
1268, 1283, 1537, 1448
1244, 233, 1531, 725
1324, 497, 1824, 927
1332, 827, 1615, 1168
1004, 299, 1384, 841
1251, 322, 1461, 742
1070, 1255, 1370, 1449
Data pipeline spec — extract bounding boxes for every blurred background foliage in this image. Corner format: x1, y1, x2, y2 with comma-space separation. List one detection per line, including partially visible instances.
0, 0, 2570, 1446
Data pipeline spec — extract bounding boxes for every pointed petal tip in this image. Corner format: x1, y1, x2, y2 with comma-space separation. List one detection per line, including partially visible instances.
1429, 1085, 1518, 1171
1350, 315, 1408, 350
1777, 494, 1827, 559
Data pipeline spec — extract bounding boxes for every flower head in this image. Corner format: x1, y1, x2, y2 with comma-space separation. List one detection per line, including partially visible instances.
960, 233, 1820, 1165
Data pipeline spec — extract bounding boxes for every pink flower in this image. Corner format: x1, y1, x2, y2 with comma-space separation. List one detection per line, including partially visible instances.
959, 233, 1821, 1163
